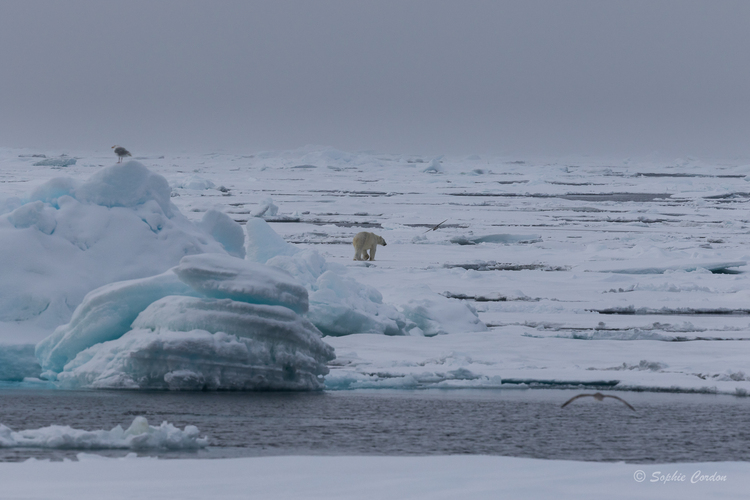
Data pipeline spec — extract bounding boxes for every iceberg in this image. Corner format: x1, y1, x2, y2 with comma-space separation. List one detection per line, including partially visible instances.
55, 298, 334, 390
38, 254, 335, 390
0, 161, 231, 335
175, 175, 215, 190
36, 271, 197, 375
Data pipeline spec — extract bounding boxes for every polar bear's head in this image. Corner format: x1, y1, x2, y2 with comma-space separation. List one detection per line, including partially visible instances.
377, 235, 387, 246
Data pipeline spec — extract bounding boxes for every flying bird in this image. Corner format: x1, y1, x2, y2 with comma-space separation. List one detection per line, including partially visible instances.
424, 219, 448, 233
561, 392, 636, 411
112, 145, 131, 163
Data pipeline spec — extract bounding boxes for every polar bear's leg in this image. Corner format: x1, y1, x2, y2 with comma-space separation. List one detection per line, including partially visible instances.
353, 233, 364, 260
368, 245, 377, 261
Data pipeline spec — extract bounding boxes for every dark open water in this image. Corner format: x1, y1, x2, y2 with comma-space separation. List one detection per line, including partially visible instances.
0, 388, 748, 463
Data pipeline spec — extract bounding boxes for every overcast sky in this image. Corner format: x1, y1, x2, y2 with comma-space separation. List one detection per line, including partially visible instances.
0, 1, 748, 158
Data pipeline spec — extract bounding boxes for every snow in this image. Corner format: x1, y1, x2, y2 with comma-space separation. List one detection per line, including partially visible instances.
244, 217, 299, 263
32, 157, 77, 167
197, 209, 246, 259
1, 146, 750, 395
174, 253, 309, 314
39, 259, 334, 389
54, 298, 334, 390
3, 146, 750, 495
0, 161, 227, 340
35, 270, 197, 375
0, 417, 207, 450
0, 454, 747, 500
174, 175, 215, 190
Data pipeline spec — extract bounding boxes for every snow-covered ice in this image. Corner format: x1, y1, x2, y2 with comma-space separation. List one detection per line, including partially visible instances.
0, 161, 226, 340
3, 145, 750, 497
0, 416, 207, 450
0, 454, 747, 500
174, 253, 309, 314
1, 146, 750, 395
38, 255, 335, 390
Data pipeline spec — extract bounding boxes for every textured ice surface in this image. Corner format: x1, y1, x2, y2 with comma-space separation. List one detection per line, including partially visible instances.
0, 416, 207, 450
7, 146, 750, 395
245, 217, 299, 263
267, 250, 408, 336
198, 210, 246, 259
253, 196, 279, 217
175, 253, 309, 314
35, 253, 333, 389
0, 161, 227, 334
55, 297, 334, 390
32, 157, 77, 167
450, 234, 543, 245
175, 175, 215, 190
400, 295, 487, 337
35, 271, 197, 375
1, 455, 748, 500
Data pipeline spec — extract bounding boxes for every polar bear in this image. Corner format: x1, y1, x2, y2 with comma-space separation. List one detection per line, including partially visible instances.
353, 231, 387, 261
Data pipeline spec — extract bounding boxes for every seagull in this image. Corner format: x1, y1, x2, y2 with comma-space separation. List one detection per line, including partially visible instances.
423, 219, 448, 234
112, 145, 131, 163
561, 392, 636, 411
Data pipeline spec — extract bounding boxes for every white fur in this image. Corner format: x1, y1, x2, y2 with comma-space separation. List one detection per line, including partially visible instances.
352, 231, 387, 261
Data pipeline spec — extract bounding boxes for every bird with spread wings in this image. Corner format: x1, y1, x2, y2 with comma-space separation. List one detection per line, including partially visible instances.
561, 392, 636, 411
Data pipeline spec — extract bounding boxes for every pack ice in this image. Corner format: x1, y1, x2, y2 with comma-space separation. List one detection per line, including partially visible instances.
0, 416, 207, 450
248, 218, 485, 337
1, 159, 482, 389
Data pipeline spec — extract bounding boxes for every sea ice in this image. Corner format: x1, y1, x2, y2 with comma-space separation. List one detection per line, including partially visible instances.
450, 234, 543, 245
35, 271, 198, 375
252, 220, 483, 337
253, 196, 279, 217
174, 175, 215, 190
55, 298, 334, 390
32, 157, 77, 167
400, 295, 487, 337
197, 209, 246, 259
245, 217, 299, 263
174, 253, 308, 314
0, 161, 227, 334
0, 416, 207, 450
266, 249, 407, 336
37, 253, 334, 389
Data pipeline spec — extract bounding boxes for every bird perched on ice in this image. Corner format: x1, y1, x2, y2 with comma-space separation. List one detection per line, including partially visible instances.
561, 392, 636, 411
112, 145, 131, 163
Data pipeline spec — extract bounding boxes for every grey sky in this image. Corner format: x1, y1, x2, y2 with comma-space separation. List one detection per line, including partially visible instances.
0, 1, 748, 157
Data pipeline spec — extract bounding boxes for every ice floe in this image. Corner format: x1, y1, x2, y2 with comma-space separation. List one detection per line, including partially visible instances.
0, 416, 207, 450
